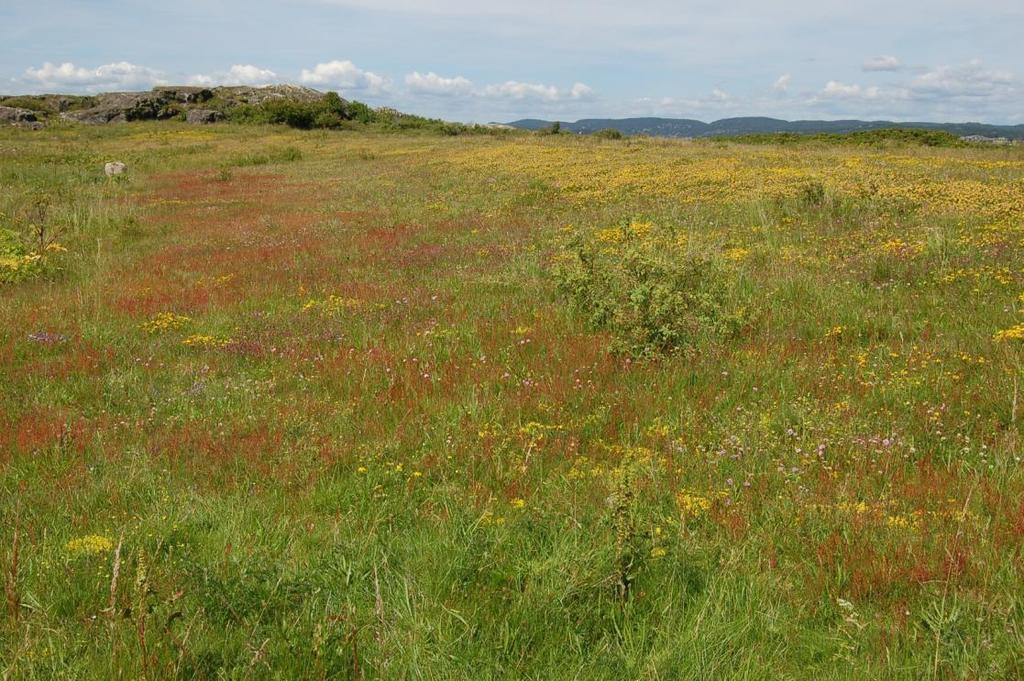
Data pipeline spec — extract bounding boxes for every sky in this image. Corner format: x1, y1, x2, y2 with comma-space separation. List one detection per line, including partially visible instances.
2, 0, 1022, 124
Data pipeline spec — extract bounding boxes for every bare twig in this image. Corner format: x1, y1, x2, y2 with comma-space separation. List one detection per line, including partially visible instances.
4, 525, 19, 624
372, 563, 384, 644
107, 533, 124, 619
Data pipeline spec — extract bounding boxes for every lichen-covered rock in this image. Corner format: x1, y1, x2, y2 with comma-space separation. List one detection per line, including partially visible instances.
185, 108, 225, 124
153, 86, 214, 104
56, 85, 329, 125
62, 92, 182, 124
104, 161, 127, 177
0, 105, 37, 123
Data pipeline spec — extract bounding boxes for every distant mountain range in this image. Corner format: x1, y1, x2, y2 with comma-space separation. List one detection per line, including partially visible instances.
506, 116, 1024, 140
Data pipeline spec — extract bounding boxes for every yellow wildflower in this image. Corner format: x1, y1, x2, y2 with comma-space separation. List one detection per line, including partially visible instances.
66, 534, 114, 557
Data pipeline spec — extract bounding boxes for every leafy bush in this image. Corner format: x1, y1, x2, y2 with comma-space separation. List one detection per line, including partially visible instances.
0, 228, 45, 284
313, 111, 345, 129
554, 221, 744, 357
593, 128, 624, 140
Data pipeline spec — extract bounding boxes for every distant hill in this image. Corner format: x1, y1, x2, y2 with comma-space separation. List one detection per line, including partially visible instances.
507, 117, 1024, 140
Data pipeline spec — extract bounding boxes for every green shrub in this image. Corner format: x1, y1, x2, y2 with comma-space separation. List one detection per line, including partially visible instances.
593, 128, 624, 140
345, 101, 375, 125
718, 128, 966, 148
229, 153, 269, 167
313, 111, 345, 129
541, 121, 562, 135
554, 220, 743, 357
261, 99, 318, 129
0, 228, 45, 284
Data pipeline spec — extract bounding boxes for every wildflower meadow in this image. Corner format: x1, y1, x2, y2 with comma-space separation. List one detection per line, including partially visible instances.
2, 122, 1024, 678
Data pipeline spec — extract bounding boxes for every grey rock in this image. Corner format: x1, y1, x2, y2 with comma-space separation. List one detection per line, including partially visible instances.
153, 86, 214, 104
104, 161, 127, 177
186, 108, 225, 124
62, 91, 181, 124
211, 84, 325, 105
0, 105, 37, 123
55, 84, 330, 125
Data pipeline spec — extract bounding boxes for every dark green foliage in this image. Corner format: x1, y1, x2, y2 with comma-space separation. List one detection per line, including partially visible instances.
719, 128, 967, 148
215, 92, 496, 136
593, 128, 624, 140
345, 100, 375, 124
541, 121, 562, 135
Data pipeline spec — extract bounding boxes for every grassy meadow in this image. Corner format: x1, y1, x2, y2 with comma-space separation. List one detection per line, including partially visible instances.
2, 122, 1024, 678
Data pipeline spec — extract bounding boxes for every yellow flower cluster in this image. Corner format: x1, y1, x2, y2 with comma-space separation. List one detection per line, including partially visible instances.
303, 295, 366, 314
994, 324, 1024, 342
182, 334, 233, 348
141, 312, 192, 334
723, 247, 751, 262
676, 491, 712, 518
65, 534, 114, 556
595, 220, 654, 244
0, 253, 43, 278
878, 238, 924, 258
825, 325, 846, 340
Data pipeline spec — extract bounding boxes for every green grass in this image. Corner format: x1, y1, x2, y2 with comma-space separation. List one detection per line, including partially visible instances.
2, 122, 1024, 679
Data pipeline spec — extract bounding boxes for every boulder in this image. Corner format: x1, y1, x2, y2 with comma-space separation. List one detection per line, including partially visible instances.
0, 105, 37, 124
186, 108, 225, 124
104, 161, 127, 177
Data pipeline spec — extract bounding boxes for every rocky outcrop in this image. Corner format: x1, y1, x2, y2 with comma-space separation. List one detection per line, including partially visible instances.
0, 105, 37, 124
53, 85, 328, 125
212, 84, 325, 105
104, 161, 127, 177
61, 91, 183, 124
153, 86, 214, 104
185, 108, 224, 124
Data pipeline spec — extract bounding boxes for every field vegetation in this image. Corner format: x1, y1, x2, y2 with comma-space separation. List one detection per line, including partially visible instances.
2, 121, 1024, 678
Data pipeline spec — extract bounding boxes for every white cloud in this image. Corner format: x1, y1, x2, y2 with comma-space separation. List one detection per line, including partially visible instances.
188, 64, 277, 87
570, 82, 594, 99
799, 60, 1019, 119
225, 64, 277, 85
404, 71, 474, 96
908, 60, 1015, 99
479, 80, 593, 101
299, 60, 389, 94
481, 80, 559, 100
862, 55, 902, 72
22, 61, 164, 92
772, 74, 791, 92
820, 80, 882, 99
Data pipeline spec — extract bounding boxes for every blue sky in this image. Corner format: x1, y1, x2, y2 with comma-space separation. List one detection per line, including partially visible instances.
2, 0, 1022, 123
